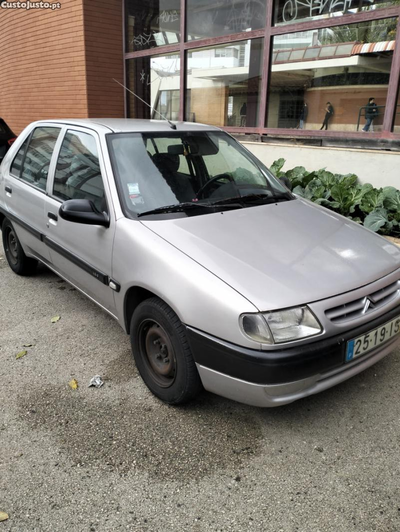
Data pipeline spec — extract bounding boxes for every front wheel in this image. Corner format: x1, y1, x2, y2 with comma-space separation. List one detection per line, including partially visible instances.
2, 218, 38, 275
130, 297, 203, 404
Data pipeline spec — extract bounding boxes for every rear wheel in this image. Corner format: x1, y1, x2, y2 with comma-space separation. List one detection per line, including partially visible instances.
130, 297, 202, 404
2, 218, 37, 275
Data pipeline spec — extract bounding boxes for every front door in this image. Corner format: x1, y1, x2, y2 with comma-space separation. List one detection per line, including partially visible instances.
44, 128, 117, 315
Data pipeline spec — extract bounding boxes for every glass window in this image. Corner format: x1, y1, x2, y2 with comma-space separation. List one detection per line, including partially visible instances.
319, 45, 337, 57
266, 18, 397, 132
187, 0, 266, 41
336, 43, 354, 55
126, 53, 180, 121
125, 0, 181, 52
186, 39, 264, 128
289, 49, 306, 61
53, 131, 105, 212
274, 0, 392, 26
10, 138, 29, 178
15, 127, 60, 190
277, 50, 291, 61
107, 131, 290, 217
304, 47, 320, 59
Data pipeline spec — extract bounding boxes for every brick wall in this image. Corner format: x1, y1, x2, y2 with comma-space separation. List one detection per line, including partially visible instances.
0, 0, 88, 134
304, 86, 389, 131
83, 0, 124, 118
0, 0, 125, 135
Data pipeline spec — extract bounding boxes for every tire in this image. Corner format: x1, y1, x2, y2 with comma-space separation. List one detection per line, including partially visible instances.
2, 218, 38, 275
130, 297, 203, 405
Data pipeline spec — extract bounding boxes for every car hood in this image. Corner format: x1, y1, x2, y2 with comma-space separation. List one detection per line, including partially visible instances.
141, 199, 400, 311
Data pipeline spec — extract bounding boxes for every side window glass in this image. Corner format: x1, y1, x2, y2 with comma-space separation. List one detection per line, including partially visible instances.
10, 138, 29, 178
19, 128, 60, 190
53, 130, 105, 212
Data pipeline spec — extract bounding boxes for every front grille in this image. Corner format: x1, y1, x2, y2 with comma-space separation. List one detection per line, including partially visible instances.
325, 280, 400, 324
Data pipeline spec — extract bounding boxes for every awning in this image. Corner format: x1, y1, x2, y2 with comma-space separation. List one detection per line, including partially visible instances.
352, 41, 396, 55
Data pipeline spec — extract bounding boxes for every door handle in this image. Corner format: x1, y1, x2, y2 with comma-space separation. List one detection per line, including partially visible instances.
48, 212, 58, 221
5, 186, 12, 194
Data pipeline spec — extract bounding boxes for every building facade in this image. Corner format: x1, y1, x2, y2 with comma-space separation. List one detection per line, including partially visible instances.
0, 0, 124, 134
1, 0, 400, 150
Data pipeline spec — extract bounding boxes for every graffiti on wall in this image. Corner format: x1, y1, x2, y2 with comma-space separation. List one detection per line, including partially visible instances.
130, 9, 180, 50
281, 0, 368, 23
156, 10, 179, 24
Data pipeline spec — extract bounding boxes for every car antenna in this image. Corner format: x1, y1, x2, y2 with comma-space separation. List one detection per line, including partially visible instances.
113, 78, 177, 130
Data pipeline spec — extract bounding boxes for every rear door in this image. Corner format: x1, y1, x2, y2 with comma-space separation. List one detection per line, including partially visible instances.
3, 126, 61, 262
44, 127, 117, 315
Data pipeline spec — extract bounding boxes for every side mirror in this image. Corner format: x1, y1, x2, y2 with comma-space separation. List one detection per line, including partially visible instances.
279, 176, 292, 191
59, 199, 109, 227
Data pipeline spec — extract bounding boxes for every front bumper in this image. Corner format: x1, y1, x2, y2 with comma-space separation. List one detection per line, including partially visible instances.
186, 305, 400, 407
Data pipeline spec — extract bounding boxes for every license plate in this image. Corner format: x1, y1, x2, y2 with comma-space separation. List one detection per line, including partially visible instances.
346, 316, 400, 363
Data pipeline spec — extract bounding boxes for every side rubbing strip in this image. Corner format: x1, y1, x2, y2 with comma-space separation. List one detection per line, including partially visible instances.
44, 237, 109, 285
0, 206, 43, 240
0, 207, 117, 289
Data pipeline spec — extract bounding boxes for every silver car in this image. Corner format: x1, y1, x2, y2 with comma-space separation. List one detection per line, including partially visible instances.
1, 119, 400, 407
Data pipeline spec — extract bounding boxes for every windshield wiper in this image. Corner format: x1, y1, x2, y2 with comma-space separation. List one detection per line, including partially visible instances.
137, 202, 211, 217
137, 193, 290, 217
211, 192, 291, 207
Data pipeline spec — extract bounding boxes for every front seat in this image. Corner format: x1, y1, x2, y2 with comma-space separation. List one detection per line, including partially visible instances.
152, 153, 195, 202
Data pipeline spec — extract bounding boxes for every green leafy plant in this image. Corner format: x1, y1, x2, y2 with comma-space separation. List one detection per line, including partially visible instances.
269, 159, 400, 237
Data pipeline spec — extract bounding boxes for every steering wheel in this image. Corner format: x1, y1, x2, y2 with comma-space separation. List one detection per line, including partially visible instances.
34, 161, 50, 182
196, 174, 235, 200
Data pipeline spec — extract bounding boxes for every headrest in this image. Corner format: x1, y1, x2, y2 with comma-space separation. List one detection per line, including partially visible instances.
152, 153, 180, 175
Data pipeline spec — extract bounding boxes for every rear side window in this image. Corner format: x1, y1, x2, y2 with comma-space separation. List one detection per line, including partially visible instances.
10, 138, 29, 177
11, 127, 60, 191
53, 130, 105, 212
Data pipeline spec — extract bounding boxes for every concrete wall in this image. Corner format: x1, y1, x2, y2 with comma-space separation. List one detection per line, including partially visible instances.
242, 141, 400, 188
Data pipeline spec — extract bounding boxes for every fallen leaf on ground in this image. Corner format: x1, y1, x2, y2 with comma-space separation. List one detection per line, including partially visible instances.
22, 343, 34, 347
68, 379, 79, 390
16, 350, 28, 360
51, 316, 61, 323
0, 512, 9, 522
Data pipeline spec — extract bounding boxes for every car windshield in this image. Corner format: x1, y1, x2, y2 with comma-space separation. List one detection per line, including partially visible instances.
107, 130, 292, 217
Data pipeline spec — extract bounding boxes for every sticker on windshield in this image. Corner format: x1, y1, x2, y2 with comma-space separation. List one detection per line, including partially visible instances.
127, 182, 144, 205
128, 183, 140, 196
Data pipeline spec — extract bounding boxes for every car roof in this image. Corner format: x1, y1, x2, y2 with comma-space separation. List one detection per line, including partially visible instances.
34, 118, 221, 133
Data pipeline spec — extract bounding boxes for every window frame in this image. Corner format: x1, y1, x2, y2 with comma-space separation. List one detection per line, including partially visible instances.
123, 1, 400, 141
47, 126, 110, 216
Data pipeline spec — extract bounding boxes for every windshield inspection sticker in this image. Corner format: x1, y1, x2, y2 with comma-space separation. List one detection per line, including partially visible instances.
127, 183, 144, 205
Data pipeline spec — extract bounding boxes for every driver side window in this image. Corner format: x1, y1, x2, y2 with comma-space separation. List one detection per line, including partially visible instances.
12, 127, 60, 191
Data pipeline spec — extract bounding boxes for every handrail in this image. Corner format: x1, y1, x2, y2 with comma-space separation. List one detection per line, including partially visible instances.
356, 104, 385, 131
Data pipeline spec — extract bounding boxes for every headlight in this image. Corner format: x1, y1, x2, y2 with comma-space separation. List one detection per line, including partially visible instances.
241, 313, 273, 344
240, 306, 322, 345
